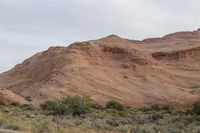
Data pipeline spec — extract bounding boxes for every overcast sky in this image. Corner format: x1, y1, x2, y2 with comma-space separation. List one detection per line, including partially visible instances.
0, 0, 200, 73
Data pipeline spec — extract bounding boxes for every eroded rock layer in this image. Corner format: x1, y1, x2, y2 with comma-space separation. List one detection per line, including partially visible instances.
0, 30, 200, 108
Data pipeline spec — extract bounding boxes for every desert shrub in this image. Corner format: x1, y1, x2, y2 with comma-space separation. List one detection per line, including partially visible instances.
54, 101, 70, 115
150, 105, 161, 111
55, 118, 81, 127
142, 104, 161, 112
92, 118, 112, 130
162, 105, 173, 111
105, 100, 124, 111
150, 104, 162, 111
32, 119, 54, 133
10, 102, 20, 107
60, 95, 91, 116
151, 113, 163, 120
192, 101, 200, 115
185, 115, 200, 122
0, 114, 21, 130
4, 123, 20, 130
9, 103, 34, 111
141, 104, 165, 112
133, 124, 159, 133
41, 100, 57, 111
25, 96, 32, 102
106, 118, 119, 127
20, 104, 34, 110
103, 109, 127, 117
91, 102, 103, 110
41, 95, 92, 116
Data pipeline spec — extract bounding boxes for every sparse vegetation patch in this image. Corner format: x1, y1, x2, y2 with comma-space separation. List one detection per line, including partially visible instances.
0, 97, 200, 133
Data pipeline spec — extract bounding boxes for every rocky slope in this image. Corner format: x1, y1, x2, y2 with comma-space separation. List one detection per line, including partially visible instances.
0, 88, 28, 106
0, 30, 200, 108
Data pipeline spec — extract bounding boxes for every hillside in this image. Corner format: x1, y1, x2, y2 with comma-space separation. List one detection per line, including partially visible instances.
0, 30, 200, 108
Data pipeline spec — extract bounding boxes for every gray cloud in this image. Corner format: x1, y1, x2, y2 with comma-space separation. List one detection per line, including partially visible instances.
0, 0, 200, 73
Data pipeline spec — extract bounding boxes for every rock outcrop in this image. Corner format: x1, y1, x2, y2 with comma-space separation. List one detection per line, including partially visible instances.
0, 88, 28, 106
0, 29, 200, 109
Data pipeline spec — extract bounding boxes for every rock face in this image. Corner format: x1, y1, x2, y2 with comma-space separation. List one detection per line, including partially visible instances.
0, 88, 28, 106
0, 30, 200, 108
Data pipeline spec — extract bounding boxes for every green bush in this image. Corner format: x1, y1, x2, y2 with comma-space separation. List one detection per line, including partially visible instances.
192, 101, 200, 115
105, 100, 123, 111
41, 100, 57, 111
60, 95, 91, 116
41, 95, 92, 116
54, 101, 69, 115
